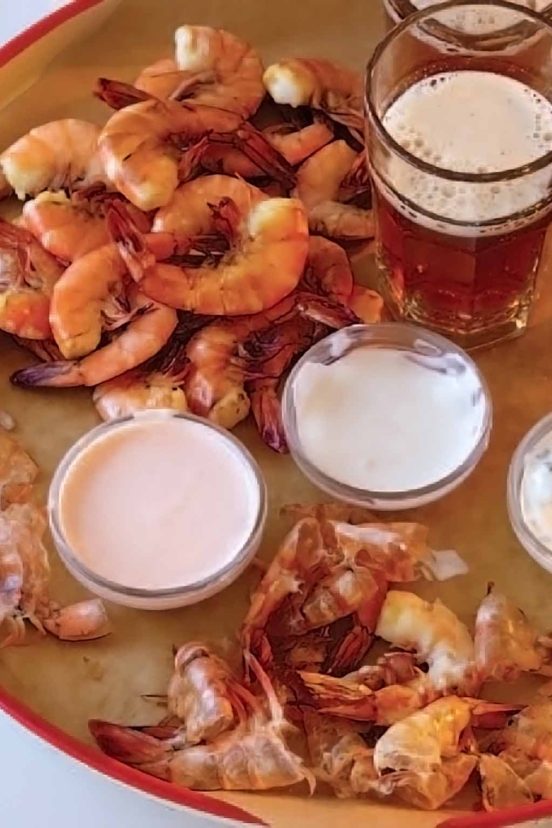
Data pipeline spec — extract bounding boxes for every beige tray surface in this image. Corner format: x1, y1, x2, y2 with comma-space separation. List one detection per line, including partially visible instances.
2, 1, 552, 825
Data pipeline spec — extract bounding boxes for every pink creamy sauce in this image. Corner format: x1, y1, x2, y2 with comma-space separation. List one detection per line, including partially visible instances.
59, 418, 261, 590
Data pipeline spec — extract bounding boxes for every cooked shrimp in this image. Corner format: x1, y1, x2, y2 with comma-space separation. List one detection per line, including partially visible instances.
183, 292, 356, 436
47, 239, 177, 360
22, 188, 151, 264
98, 95, 295, 210
248, 316, 320, 453
0, 430, 38, 509
304, 710, 377, 798
304, 664, 436, 727
11, 286, 178, 389
349, 285, 384, 323
376, 591, 479, 696
40, 599, 110, 641
299, 235, 353, 304
0, 503, 109, 646
111, 182, 309, 315
263, 58, 364, 139
0, 120, 103, 200
0, 219, 63, 339
90, 655, 314, 792
202, 120, 334, 178
168, 642, 256, 745
294, 140, 374, 242
241, 518, 432, 672
91, 313, 209, 420
479, 753, 535, 812
493, 702, 552, 762
135, 26, 264, 118
475, 582, 552, 682
372, 697, 515, 810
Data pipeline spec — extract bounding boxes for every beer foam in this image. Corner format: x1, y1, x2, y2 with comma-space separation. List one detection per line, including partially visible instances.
379, 71, 552, 235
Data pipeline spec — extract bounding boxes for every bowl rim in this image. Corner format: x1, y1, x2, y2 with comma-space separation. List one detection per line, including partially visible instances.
48, 409, 267, 600
282, 322, 493, 509
507, 410, 552, 570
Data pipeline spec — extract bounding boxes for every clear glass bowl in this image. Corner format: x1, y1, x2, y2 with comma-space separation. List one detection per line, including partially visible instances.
508, 411, 552, 575
282, 323, 492, 510
48, 410, 267, 610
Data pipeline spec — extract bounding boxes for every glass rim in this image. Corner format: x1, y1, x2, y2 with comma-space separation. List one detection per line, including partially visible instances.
282, 322, 493, 507
507, 410, 552, 568
366, 0, 552, 185
384, 0, 552, 22
48, 409, 268, 599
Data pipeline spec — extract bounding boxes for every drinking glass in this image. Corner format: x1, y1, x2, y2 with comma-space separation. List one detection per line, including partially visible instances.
367, 1, 552, 347
383, 0, 552, 29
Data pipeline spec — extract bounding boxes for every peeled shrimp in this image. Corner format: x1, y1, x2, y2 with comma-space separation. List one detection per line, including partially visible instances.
135, 26, 264, 118
90, 655, 314, 792
111, 180, 310, 315
0, 120, 103, 200
22, 188, 151, 264
475, 583, 552, 682
263, 58, 364, 139
0, 219, 63, 339
98, 95, 295, 210
294, 140, 374, 241
372, 697, 515, 810
92, 313, 209, 420
376, 591, 479, 696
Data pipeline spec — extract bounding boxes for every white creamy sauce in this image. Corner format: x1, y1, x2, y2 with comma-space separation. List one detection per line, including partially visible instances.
521, 431, 552, 549
293, 347, 486, 492
59, 418, 260, 590
379, 71, 552, 234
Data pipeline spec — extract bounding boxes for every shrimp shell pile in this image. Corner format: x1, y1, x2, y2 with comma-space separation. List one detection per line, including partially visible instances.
0, 23, 379, 454
0, 422, 109, 645
90, 502, 552, 814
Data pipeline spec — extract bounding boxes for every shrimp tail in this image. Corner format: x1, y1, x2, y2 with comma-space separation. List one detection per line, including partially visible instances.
95, 77, 153, 110
297, 293, 360, 328
107, 202, 155, 284
249, 380, 288, 454
89, 720, 171, 779
213, 125, 297, 189
41, 599, 110, 641
11, 360, 82, 388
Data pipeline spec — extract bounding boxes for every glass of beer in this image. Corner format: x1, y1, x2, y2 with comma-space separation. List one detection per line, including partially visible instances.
383, 0, 552, 29
367, 1, 552, 347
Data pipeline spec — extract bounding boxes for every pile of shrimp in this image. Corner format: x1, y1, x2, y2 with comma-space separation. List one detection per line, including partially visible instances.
90, 501, 552, 814
0, 23, 379, 453
0, 422, 109, 646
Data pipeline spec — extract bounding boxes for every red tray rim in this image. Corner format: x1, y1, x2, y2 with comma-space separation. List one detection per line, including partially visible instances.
1, 3, 552, 826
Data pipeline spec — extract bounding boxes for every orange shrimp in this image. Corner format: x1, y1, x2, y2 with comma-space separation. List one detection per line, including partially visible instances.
109, 182, 310, 315
0, 119, 103, 200
0, 219, 63, 339
22, 187, 151, 264
98, 93, 295, 210
135, 25, 265, 118
263, 58, 364, 140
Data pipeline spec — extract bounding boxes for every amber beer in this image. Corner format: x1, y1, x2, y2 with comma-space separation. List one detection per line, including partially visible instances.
367, 2, 552, 347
